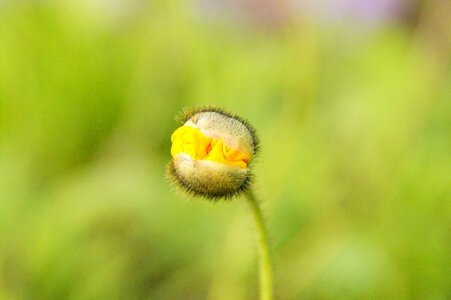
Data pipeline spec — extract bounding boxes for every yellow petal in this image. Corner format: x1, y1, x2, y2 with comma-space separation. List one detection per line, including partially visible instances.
171, 125, 251, 168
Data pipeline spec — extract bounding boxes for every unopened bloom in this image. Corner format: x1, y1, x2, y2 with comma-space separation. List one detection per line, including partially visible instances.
168, 107, 259, 199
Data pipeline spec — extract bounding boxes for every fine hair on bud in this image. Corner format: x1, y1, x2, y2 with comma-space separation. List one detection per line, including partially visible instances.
168, 106, 259, 200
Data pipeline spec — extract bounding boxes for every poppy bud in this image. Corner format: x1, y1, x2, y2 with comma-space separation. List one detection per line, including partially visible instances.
168, 107, 259, 200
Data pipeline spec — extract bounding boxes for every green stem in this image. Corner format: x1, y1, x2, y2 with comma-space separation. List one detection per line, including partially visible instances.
245, 190, 274, 300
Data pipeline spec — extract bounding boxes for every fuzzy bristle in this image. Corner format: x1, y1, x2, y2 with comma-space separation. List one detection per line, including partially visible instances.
176, 105, 260, 156
167, 160, 253, 200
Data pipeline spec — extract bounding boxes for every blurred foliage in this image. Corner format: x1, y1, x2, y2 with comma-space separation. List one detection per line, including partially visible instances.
0, 0, 450, 299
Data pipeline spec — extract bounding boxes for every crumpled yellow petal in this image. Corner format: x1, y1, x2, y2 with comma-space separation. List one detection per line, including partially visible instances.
171, 126, 251, 168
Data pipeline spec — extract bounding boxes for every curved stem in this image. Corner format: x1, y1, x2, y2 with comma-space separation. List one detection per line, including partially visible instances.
245, 190, 274, 300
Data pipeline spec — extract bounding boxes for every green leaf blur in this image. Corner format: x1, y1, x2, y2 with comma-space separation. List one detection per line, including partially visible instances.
0, 1, 449, 299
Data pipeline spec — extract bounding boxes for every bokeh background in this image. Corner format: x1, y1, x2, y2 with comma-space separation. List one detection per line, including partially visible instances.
0, 0, 450, 299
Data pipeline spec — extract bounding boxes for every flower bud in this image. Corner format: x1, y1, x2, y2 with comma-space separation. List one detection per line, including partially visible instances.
168, 107, 259, 200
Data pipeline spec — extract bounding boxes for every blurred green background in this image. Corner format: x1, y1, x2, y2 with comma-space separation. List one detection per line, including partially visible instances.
0, 0, 450, 299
